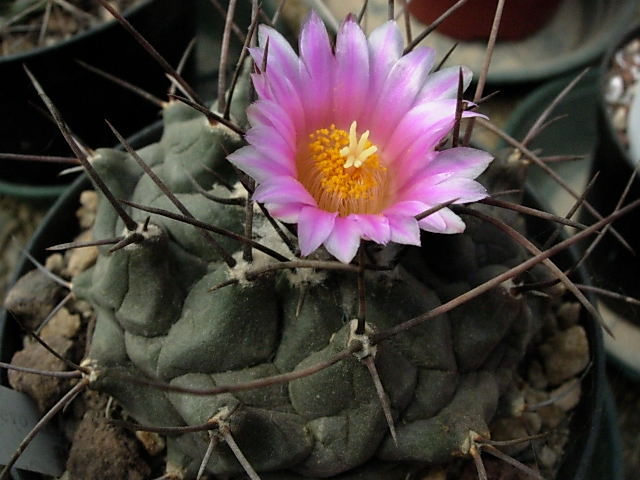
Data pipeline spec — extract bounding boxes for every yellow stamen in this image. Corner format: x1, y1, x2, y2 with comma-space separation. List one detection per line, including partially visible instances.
341, 121, 378, 168
297, 122, 390, 216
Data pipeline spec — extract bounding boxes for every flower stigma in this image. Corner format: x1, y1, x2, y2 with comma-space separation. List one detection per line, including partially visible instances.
297, 121, 389, 216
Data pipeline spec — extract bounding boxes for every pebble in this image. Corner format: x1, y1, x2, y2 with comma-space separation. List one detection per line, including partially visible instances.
77, 190, 98, 230
65, 229, 98, 277
3, 269, 63, 330
605, 35, 640, 150
557, 302, 581, 329
135, 430, 166, 456
527, 360, 548, 390
40, 307, 81, 340
539, 445, 559, 469
539, 325, 589, 386
549, 379, 582, 412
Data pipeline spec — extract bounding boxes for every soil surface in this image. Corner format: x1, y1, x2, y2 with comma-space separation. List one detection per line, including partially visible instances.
0, 0, 139, 56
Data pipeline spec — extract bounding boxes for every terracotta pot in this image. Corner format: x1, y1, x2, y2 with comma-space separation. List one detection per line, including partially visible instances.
408, 0, 563, 41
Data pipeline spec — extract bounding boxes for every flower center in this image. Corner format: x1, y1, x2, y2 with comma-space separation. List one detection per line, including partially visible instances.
297, 121, 390, 216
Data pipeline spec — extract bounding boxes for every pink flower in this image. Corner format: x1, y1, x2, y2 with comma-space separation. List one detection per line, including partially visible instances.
228, 11, 492, 263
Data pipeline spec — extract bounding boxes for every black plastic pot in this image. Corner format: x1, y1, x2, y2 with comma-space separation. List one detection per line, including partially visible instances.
0, 0, 194, 200
585, 24, 640, 325
0, 121, 161, 479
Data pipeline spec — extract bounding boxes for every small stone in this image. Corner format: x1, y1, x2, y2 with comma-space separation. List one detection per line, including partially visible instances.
45, 253, 65, 275
612, 106, 628, 131
3, 269, 63, 330
557, 302, 581, 329
73, 299, 94, 320
77, 190, 98, 229
605, 75, 624, 102
65, 230, 98, 277
489, 417, 530, 456
522, 411, 542, 434
538, 445, 558, 468
527, 360, 548, 390
537, 404, 564, 430
539, 325, 589, 386
549, 379, 581, 412
67, 409, 150, 480
135, 430, 166, 456
420, 469, 447, 480
8, 335, 72, 412
41, 307, 81, 340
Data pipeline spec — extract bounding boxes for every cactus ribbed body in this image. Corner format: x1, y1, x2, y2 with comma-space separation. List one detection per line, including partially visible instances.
73, 98, 549, 479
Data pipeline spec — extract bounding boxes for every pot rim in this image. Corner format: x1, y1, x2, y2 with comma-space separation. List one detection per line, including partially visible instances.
0, 0, 155, 64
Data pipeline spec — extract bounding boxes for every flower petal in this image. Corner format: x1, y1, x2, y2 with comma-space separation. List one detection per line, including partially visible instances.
298, 206, 338, 256
253, 177, 317, 206
418, 207, 466, 234
245, 125, 295, 162
387, 215, 421, 246
227, 146, 293, 183
268, 202, 307, 223
416, 65, 473, 103
299, 10, 334, 129
367, 21, 404, 99
257, 25, 300, 85
334, 15, 370, 127
353, 214, 391, 244
423, 147, 493, 179
417, 177, 489, 205
324, 216, 361, 263
368, 46, 436, 141
247, 100, 296, 145
383, 99, 459, 164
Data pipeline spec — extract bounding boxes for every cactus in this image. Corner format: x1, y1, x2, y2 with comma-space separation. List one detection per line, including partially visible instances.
69, 56, 551, 480
2, 3, 612, 480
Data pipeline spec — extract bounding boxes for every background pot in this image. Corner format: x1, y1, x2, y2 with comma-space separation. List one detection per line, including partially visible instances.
407, 0, 563, 41
0, 122, 160, 479
585, 24, 640, 327
0, 0, 194, 200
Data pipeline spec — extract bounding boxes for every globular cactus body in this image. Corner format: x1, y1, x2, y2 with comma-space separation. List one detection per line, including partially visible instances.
72, 94, 549, 478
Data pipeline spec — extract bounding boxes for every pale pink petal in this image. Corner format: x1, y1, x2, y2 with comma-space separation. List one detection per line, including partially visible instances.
416, 66, 473, 103
298, 206, 338, 256
383, 99, 458, 163
268, 202, 308, 223
299, 10, 334, 129
257, 25, 300, 86
333, 16, 370, 127
418, 207, 466, 234
383, 200, 427, 217
367, 21, 403, 100
324, 216, 361, 263
227, 146, 293, 183
387, 215, 421, 246
246, 100, 296, 145
253, 177, 316, 206
245, 125, 295, 161
417, 178, 488, 205
368, 46, 436, 141
423, 147, 493, 179
353, 214, 391, 244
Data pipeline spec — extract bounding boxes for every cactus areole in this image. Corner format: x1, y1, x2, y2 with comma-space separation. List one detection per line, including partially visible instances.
70, 11, 568, 480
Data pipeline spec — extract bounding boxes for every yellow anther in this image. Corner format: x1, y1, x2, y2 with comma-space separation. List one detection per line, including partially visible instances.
296, 122, 389, 216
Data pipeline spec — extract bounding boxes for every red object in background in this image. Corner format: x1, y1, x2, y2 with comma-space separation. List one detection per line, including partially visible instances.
408, 0, 563, 41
